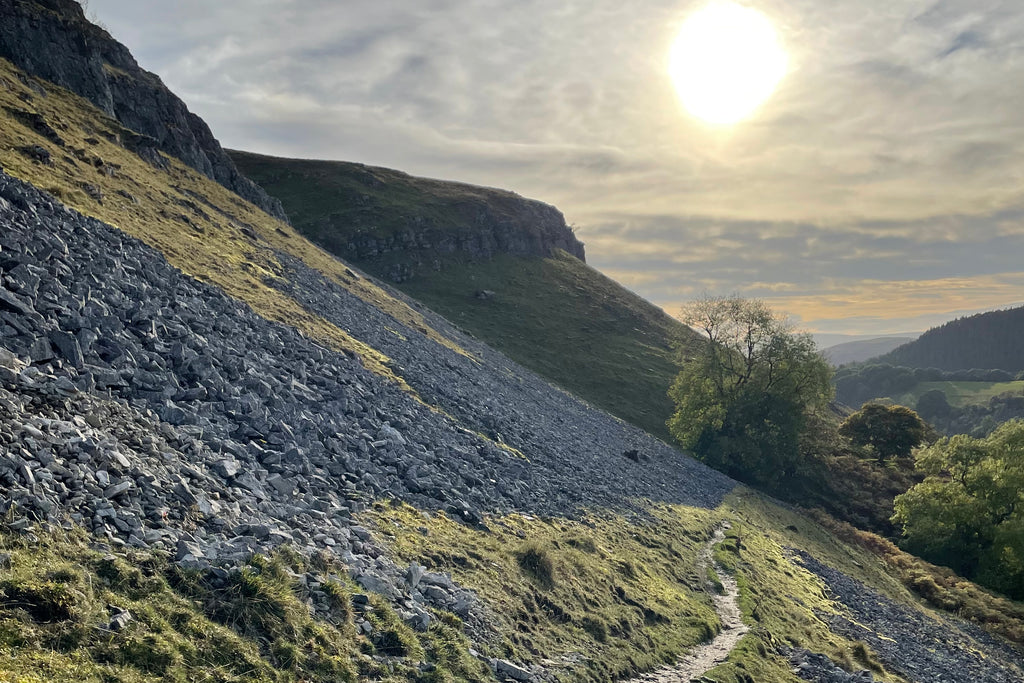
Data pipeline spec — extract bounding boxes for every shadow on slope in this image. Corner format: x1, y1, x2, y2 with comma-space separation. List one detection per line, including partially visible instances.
230, 150, 699, 441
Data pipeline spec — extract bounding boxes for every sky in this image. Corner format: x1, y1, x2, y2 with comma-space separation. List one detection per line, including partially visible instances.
84, 0, 1024, 342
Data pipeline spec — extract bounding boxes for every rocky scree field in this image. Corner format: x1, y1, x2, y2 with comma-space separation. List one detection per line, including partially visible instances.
230, 150, 698, 442
1, 142, 1022, 683
0, 3, 1021, 681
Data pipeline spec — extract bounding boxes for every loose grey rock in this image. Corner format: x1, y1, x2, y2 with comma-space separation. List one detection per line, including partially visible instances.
108, 607, 133, 631
494, 658, 535, 682
0, 162, 1015, 681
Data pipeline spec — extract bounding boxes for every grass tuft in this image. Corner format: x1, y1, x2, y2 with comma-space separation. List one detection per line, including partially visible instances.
516, 542, 556, 589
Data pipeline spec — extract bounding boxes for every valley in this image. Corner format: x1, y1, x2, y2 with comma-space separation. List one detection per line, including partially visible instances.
0, 2, 1021, 682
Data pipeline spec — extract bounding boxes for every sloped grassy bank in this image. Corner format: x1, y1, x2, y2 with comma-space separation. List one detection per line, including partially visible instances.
366, 493, 923, 683
2, 493, 906, 683
0, 58, 468, 387
0, 524, 483, 683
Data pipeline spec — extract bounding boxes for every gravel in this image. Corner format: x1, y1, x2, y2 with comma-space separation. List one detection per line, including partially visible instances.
794, 551, 1024, 683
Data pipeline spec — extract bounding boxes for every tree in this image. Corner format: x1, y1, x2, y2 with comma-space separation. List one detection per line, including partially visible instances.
839, 403, 927, 463
667, 296, 833, 488
893, 420, 1024, 599
915, 389, 951, 421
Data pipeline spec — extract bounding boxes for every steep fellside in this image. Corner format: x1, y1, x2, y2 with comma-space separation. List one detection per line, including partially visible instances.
0, 56, 473, 385
0, 0, 287, 221
1, 8, 1023, 683
877, 306, 1024, 371
231, 151, 697, 441
230, 151, 585, 280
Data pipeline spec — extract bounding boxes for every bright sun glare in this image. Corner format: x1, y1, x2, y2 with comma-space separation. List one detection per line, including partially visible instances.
669, 1, 787, 126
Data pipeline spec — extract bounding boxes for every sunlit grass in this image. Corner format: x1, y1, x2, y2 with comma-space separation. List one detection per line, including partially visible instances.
893, 380, 1024, 408
0, 58, 469, 389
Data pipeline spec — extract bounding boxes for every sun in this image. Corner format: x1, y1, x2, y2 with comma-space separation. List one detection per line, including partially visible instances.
669, 1, 787, 126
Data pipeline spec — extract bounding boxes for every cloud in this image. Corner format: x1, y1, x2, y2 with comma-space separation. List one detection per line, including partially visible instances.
86, 0, 1024, 335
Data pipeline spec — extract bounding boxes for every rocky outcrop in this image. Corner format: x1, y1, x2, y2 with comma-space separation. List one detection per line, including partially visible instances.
230, 152, 586, 282
341, 208, 585, 283
0, 0, 287, 221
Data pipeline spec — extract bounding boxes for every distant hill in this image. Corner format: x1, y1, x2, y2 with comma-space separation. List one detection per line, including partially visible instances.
878, 305, 1024, 371
231, 150, 698, 441
824, 336, 915, 366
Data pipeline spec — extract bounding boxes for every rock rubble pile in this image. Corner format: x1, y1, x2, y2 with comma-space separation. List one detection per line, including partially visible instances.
0, 170, 731, 655
794, 551, 1023, 683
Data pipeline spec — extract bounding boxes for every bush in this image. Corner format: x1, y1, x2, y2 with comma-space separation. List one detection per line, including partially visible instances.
839, 403, 927, 462
916, 389, 951, 420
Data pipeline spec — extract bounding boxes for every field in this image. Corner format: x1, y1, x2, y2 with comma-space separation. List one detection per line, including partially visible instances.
893, 380, 1024, 408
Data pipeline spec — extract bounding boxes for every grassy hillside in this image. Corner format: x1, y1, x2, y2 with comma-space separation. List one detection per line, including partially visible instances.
0, 58, 470, 388
3, 49, 1022, 683
230, 151, 697, 441
228, 151, 566, 246
397, 251, 688, 440
13, 491, 1024, 683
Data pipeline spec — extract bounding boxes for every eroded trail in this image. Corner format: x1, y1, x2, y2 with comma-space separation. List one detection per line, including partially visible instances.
631, 522, 748, 683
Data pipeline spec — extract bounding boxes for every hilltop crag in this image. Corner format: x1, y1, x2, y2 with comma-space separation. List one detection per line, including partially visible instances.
0, 0, 287, 221
231, 151, 585, 282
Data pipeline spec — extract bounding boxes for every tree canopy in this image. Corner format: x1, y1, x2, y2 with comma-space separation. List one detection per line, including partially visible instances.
667, 296, 833, 488
893, 420, 1024, 599
839, 403, 927, 462
880, 305, 1024, 372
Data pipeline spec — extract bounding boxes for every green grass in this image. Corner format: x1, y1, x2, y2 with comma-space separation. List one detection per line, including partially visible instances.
228, 150, 567, 245
397, 251, 696, 440
0, 58, 472, 388
367, 493, 931, 683
0, 525, 487, 682
8, 493, 978, 683
371, 500, 722, 682
893, 380, 1024, 408
230, 150, 700, 442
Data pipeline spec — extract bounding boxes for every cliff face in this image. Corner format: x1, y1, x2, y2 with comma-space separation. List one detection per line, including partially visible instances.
337, 198, 586, 282
0, 0, 287, 220
230, 151, 585, 282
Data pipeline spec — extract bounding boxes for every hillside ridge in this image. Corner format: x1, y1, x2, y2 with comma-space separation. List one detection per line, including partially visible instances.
0, 0, 287, 221
878, 305, 1024, 371
230, 150, 585, 282
0, 6, 1022, 683
824, 337, 915, 367
230, 149, 695, 441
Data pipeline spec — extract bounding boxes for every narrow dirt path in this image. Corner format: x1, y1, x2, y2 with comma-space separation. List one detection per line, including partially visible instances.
630, 522, 749, 682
